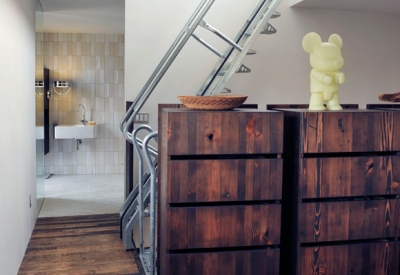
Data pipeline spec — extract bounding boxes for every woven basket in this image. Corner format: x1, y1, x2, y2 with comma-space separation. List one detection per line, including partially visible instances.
177, 95, 248, 110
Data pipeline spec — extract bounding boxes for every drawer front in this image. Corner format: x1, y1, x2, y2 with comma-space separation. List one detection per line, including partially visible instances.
165, 249, 279, 275
167, 204, 281, 249
299, 200, 400, 243
299, 242, 400, 275
163, 110, 283, 155
167, 159, 282, 203
301, 111, 400, 153
300, 156, 400, 198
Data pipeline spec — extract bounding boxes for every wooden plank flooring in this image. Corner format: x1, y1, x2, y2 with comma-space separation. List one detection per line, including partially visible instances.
18, 213, 143, 275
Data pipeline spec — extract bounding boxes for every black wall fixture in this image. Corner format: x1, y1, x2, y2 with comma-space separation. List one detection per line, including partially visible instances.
43, 68, 49, 155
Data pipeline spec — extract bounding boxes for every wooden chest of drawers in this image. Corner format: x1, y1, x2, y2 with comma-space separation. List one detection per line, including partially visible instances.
278, 109, 400, 275
158, 108, 284, 275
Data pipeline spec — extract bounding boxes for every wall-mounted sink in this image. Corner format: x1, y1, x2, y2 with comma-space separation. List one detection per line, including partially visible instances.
54, 124, 98, 139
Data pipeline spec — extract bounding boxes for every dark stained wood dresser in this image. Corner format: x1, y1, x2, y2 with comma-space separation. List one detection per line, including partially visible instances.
158, 108, 284, 275
277, 109, 400, 275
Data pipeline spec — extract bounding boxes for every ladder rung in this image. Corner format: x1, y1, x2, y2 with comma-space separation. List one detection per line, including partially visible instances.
191, 33, 223, 57
199, 20, 243, 52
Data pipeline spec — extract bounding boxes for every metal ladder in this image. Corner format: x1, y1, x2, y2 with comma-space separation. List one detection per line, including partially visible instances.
119, 0, 282, 274
195, 0, 282, 96
120, 0, 282, 143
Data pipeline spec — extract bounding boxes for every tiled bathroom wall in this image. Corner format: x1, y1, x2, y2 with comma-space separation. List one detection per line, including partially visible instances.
38, 33, 125, 175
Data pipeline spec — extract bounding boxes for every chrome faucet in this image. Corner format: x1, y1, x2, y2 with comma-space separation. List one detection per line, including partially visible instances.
76, 104, 88, 125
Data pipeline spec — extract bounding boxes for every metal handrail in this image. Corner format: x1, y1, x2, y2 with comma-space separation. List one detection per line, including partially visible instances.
141, 131, 159, 275
134, 136, 157, 158
132, 125, 154, 255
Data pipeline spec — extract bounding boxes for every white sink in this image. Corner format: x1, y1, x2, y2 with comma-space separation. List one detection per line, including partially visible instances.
54, 124, 98, 139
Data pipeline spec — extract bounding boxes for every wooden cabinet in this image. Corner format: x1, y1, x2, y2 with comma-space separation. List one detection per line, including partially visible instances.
278, 109, 400, 275
158, 108, 283, 275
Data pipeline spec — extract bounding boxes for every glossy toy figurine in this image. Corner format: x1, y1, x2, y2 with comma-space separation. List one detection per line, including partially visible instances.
302, 32, 345, 110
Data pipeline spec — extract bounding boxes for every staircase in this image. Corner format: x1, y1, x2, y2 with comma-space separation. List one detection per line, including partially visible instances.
119, 0, 283, 274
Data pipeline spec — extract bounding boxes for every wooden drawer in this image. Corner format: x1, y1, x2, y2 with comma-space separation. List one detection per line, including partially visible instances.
299, 200, 400, 243
299, 110, 400, 153
167, 204, 281, 249
165, 249, 280, 275
299, 241, 400, 275
300, 156, 400, 198
167, 159, 282, 203
160, 109, 283, 155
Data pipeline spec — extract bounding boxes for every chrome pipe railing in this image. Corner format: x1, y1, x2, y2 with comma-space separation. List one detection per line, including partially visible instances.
141, 131, 158, 275
132, 125, 154, 255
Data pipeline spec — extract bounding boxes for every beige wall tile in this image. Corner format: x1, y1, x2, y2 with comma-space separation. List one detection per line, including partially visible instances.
104, 70, 114, 84
90, 42, 96, 56
72, 56, 82, 70
96, 84, 105, 97
96, 56, 105, 70
105, 42, 111, 56
117, 43, 124, 56
105, 56, 113, 69
72, 42, 81, 56
96, 42, 105, 56
82, 42, 91, 55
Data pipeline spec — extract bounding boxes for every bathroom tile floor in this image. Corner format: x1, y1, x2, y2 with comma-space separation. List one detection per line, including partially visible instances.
38, 174, 124, 217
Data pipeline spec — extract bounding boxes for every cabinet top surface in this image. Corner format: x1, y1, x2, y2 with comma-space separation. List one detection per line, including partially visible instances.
274, 108, 387, 113
160, 108, 280, 114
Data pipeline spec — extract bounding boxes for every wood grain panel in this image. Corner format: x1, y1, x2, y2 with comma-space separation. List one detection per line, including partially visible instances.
167, 204, 281, 249
165, 249, 280, 275
300, 156, 400, 198
301, 110, 400, 153
299, 241, 400, 275
167, 159, 282, 202
162, 109, 283, 155
299, 200, 400, 243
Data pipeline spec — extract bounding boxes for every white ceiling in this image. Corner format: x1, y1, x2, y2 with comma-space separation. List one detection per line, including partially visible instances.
35, 0, 400, 34
36, 0, 124, 34
291, 0, 400, 15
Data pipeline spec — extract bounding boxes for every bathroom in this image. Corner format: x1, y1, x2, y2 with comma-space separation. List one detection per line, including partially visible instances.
35, 3, 126, 216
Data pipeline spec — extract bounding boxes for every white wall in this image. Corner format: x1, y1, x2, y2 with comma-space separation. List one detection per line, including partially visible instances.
0, 0, 36, 274
125, 0, 400, 132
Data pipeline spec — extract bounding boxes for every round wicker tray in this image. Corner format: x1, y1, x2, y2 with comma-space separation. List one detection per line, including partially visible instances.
178, 95, 248, 110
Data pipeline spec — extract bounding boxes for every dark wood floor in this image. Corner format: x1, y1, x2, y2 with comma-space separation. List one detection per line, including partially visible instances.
18, 213, 143, 275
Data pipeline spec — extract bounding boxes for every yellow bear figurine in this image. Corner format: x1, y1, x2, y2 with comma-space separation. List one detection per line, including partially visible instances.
302, 32, 345, 111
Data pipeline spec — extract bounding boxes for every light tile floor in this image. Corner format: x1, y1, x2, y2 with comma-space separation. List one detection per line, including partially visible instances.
38, 174, 124, 217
